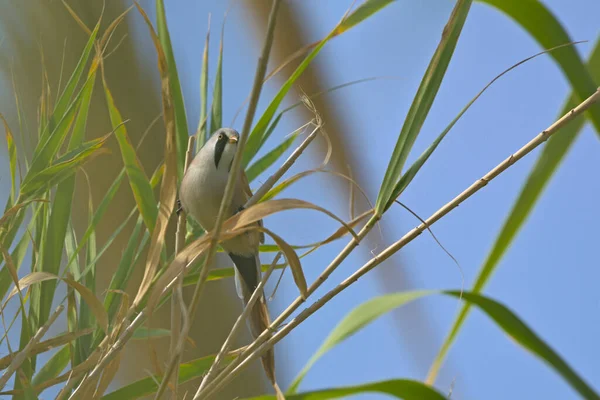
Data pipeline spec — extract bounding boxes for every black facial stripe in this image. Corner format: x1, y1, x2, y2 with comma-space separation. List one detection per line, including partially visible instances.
214, 133, 228, 168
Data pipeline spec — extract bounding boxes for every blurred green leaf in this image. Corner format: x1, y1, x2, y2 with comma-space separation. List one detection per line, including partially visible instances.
256, 114, 282, 157
243, 1, 393, 167
102, 215, 144, 325
261, 170, 313, 202
375, 0, 473, 214
197, 20, 210, 152
78, 176, 98, 360
480, 0, 600, 132
31, 346, 69, 388
68, 58, 98, 150
290, 290, 599, 399
132, 327, 171, 340
253, 379, 445, 400
384, 42, 576, 212
449, 291, 600, 400
19, 133, 110, 198
264, 1, 394, 82
156, 0, 190, 180
17, 370, 37, 400
336, 0, 395, 34
67, 274, 79, 367
428, 22, 600, 383
27, 96, 77, 180
101, 353, 235, 400
0, 205, 40, 300
18, 198, 49, 382
63, 171, 125, 276
1, 115, 17, 207
49, 18, 100, 132
28, 61, 99, 180
210, 25, 224, 135
243, 3, 392, 168
243, 35, 330, 168
103, 80, 158, 232
246, 131, 298, 182
22, 163, 74, 384
98, 163, 162, 327
63, 278, 108, 334
35, 60, 98, 362
79, 207, 137, 287
289, 290, 432, 393
64, 223, 80, 280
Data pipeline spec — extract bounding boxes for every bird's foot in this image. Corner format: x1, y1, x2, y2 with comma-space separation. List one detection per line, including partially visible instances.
176, 199, 183, 216
234, 205, 245, 215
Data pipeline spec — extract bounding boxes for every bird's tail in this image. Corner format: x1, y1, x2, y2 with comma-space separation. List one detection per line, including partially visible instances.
229, 252, 285, 399
249, 296, 284, 400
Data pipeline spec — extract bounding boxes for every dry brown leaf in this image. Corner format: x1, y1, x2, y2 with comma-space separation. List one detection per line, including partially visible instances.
5, 272, 57, 306
100, 6, 134, 51
224, 198, 358, 241
0, 247, 19, 293
93, 353, 122, 399
261, 227, 306, 298
64, 278, 109, 334
109, 291, 130, 341
145, 234, 212, 315
131, 3, 178, 309
60, 0, 92, 35
0, 329, 93, 370
0, 199, 48, 229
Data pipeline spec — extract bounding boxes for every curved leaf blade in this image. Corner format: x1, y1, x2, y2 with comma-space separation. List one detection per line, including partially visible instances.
290, 290, 599, 399
210, 26, 224, 135
156, 0, 189, 180
288, 290, 433, 393
446, 291, 600, 400
103, 80, 157, 235
101, 353, 236, 400
242, 1, 392, 168
246, 131, 298, 182
252, 379, 445, 400
479, 0, 600, 133
428, 31, 600, 384
19, 134, 110, 198
375, 0, 473, 214
31, 346, 70, 389
196, 20, 210, 152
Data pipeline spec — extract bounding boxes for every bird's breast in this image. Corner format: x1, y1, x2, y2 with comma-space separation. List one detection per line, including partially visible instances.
179, 164, 260, 257
180, 165, 228, 232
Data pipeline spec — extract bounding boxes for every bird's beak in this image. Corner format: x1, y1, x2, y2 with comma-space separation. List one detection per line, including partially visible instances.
228, 136, 238, 144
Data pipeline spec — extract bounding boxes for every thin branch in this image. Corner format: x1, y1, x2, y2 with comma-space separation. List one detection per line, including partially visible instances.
394, 200, 464, 299
66, 312, 145, 400
194, 253, 282, 396
246, 117, 321, 208
198, 88, 600, 399
152, 0, 283, 396
0, 305, 63, 390
169, 136, 195, 398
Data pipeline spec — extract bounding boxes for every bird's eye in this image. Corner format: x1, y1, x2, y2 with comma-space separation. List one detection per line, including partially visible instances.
218, 133, 224, 140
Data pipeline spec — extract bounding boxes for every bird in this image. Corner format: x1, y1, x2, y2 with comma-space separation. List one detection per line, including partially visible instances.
178, 127, 284, 399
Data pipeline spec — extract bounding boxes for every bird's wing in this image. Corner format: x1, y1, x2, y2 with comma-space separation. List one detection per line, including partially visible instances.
241, 171, 265, 244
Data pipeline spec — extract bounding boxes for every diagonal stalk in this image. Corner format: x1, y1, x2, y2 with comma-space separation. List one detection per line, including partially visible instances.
198, 88, 600, 399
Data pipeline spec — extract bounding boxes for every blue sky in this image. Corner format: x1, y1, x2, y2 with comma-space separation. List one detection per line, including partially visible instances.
2, 1, 600, 399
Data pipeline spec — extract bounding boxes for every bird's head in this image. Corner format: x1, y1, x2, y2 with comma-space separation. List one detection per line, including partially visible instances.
210, 127, 239, 172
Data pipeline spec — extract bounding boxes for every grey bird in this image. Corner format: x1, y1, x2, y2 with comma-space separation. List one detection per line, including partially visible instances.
179, 128, 283, 398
